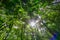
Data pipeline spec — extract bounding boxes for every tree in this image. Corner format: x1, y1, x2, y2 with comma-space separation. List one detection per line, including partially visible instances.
0, 0, 60, 40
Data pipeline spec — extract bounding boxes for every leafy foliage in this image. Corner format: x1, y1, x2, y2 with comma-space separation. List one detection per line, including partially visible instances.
0, 0, 60, 40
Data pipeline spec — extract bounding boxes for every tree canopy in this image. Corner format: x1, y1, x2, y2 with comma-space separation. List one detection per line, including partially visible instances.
0, 0, 60, 40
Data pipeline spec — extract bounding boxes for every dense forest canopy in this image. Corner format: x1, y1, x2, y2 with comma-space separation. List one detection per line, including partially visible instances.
0, 0, 60, 40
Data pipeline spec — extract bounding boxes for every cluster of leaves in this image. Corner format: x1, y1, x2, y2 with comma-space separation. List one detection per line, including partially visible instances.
0, 0, 60, 40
